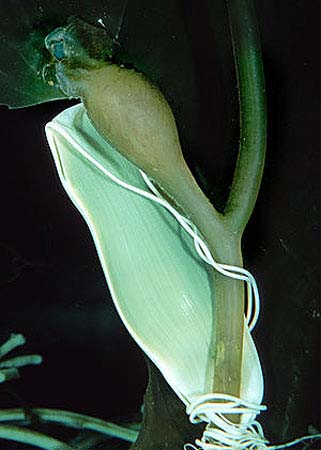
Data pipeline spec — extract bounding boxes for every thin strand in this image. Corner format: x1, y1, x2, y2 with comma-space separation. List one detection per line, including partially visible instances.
0, 408, 139, 443
0, 334, 25, 359
0, 355, 43, 369
0, 424, 73, 450
0, 334, 42, 383
0, 368, 19, 383
184, 394, 321, 450
270, 434, 321, 449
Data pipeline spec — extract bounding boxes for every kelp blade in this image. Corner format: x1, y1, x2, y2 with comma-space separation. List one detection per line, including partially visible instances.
0, 0, 128, 108
0, 0, 194, 111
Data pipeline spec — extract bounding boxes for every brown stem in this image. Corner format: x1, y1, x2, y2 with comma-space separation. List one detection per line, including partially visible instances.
210, 255, 244, 396
52, 61, 246, 399
132, 361, 203, 450
158, 161, 245, 397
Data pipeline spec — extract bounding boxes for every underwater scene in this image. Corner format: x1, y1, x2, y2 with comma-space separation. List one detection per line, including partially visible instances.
0, 0, 319, 449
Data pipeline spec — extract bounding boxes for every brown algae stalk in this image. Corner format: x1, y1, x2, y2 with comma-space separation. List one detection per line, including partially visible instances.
60, 61, 245, 398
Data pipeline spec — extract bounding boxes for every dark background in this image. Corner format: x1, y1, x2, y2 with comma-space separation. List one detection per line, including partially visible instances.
0, 0, 319, 447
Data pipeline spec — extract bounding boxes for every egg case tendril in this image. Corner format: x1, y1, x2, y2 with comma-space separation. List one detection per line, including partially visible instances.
46, 120, 264, 444
46, 120, 321, 449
